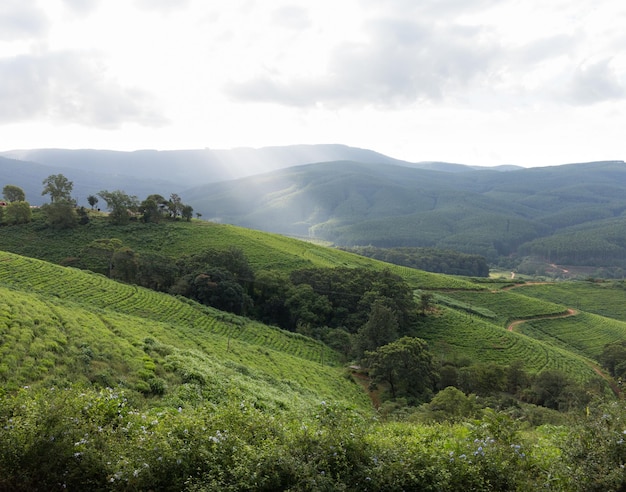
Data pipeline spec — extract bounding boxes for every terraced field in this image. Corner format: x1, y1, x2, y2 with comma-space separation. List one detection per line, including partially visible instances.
0, 260, 372, 410
440, 289, 568, 326
514, 312, 626, 359
415, 307, 605, 387
513, 281, 626, 322
0, 251, 339, 366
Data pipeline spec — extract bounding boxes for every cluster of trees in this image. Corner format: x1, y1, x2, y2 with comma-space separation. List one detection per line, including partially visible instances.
600, 340, 626, 380
341, 245, 490, 277
65, 240, 441, 403
434, 358, 600, 413
0, 184, 32, 225
0, 174, 195, 229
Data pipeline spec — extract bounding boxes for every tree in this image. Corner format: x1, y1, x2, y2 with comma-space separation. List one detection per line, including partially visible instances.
364, 336, 438, 401
98, 190, 139, 225
356, 300, 399, 356
80, 238, 124, 276
111, 247, 139, 283
423, 386, 478, 422
181, 204, 194, 222
284, 284, 332, 331
2, 185, 25, 202
168, 193, 183, 218
189, 268, 252, 315
42, 174, 73, 203
87, 195, 99, 209
41, 201, 78, 229
4, 201, 32, 225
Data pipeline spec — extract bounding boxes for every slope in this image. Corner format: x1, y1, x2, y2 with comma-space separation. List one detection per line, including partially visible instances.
182, 159, 626, 265
0, 251, 370, 411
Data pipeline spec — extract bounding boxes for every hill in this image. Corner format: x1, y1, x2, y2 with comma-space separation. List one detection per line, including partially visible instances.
3, 219, 626, 489
0, 215, 619, 390
182, 159, 626, 270
0, 144, 410, 196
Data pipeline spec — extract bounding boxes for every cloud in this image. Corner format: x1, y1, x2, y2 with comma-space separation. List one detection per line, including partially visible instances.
226, 17, 500, 108
0, 1, 49, 40
133, 0, 191, 13
563, 59, 626, 105
271, 6, 311, 30
0, 51, 167, 128
61, 0, 102, 16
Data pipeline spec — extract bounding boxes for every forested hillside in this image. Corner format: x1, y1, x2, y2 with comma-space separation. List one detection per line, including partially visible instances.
183, 159, 626, 272
3, 146, 626, 273
2, 210, 626, 489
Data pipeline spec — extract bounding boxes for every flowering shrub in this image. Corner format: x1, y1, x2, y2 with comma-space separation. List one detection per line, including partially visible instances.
1, 385, 625, 491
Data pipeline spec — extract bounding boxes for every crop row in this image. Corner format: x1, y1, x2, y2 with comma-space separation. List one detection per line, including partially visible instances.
442, 290, 567, 326
0, 251, 339, 365
515, 282, 626, 322
516, 312, 626, 359
418, 307, 601, 385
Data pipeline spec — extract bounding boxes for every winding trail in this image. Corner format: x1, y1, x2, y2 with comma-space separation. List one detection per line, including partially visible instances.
505, 304, 621, 397
506, 308, 578, 332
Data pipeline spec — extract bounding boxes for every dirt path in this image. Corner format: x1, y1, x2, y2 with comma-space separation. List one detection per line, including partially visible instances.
505, 308, 621, 397
506, 308, 578, 332
351, 370, 381, 409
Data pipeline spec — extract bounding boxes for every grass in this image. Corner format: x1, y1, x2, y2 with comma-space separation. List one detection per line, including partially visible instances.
415, 307, 605, 387
0, 251, 370, 411
515, 312, 626, 359
439, 289, 568, 327
513, 281, 626, 322
0, 212, 481, 290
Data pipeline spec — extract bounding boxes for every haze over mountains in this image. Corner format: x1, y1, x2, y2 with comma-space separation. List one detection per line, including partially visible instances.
2, 144, 625, 270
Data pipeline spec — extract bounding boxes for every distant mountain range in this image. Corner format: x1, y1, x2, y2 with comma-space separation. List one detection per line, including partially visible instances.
1, 144, 625, 269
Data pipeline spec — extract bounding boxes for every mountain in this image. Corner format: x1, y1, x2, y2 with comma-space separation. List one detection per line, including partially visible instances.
1, 144, 410, 191
0, 155, 179, 207
182, 159, 626, 267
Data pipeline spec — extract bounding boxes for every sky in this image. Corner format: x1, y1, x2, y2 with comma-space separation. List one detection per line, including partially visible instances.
1, 0, 625, 167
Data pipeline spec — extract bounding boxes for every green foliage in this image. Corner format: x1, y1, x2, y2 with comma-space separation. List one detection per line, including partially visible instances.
41, 201, 78, 229
41, 174, 73, 203
2, 184, 25, 202
98, 190, 140, 225
3, 201, 32, 225
343, 245, 490, 277
364, 336, 438, 401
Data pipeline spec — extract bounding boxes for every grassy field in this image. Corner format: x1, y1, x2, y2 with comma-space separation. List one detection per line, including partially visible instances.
414, 307, 605, 387
513, 281, 626, 322
0, 212, 480, 290
0, 251, 370, 411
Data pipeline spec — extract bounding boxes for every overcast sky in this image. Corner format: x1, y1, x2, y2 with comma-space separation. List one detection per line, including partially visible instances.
1, 0, 625, 167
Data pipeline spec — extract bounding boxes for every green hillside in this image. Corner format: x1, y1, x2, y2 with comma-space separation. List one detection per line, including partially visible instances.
0, 251, 368, 412
183, 160, 626, 270
3, 220, 626, 489
0, 212, 479, 290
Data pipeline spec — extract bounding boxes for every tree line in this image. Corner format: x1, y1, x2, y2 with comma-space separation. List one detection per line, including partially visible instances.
0, 174, 195, 228
340, 245, 490, 277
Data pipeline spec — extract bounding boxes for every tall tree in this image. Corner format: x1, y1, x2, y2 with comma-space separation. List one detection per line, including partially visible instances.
98, 190, 139, 225
168, 193, 183, 218
356, 300, 399, 356
42, 174, 73, 203
364, 336, 438, 401
2, 185, 25, 202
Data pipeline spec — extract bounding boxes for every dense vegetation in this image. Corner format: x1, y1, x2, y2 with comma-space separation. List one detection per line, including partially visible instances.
340, 245, 490, 277
181, 159, 626, 274
2, 178, 626, 489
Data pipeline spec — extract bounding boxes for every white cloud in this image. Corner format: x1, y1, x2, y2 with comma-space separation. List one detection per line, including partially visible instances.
0, 51, 166, 128
0, 1, 48, 40
0, 0, 625, 166
563, 59, 626, 105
